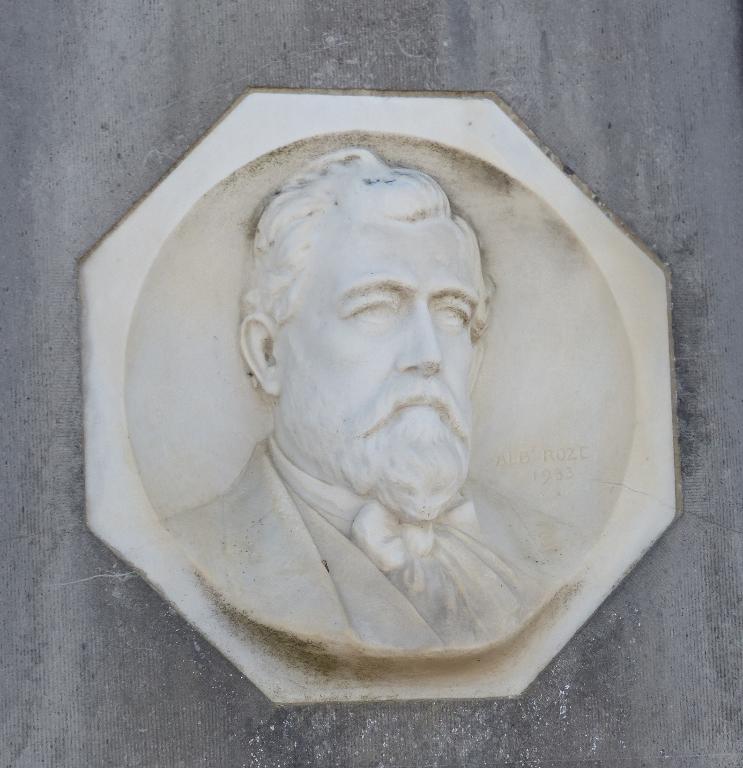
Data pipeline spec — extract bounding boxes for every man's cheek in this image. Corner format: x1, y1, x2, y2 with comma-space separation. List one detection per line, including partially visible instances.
444, 343, 473, 381
332, 345, 392, 378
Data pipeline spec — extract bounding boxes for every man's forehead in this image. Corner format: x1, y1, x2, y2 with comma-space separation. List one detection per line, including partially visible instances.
315, 214, 482, 289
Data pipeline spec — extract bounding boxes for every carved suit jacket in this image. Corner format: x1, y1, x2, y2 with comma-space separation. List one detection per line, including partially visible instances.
165, 440, 546, 657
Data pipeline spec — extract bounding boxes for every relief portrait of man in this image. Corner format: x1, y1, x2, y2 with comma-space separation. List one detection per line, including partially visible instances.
166, 148, 544, 656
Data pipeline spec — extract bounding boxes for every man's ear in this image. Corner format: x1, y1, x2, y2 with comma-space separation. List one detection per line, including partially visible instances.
240, 314, 281, 397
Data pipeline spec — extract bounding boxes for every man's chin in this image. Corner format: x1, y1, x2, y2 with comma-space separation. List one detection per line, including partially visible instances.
391, 493, 459, 524
369, 455, 468, 524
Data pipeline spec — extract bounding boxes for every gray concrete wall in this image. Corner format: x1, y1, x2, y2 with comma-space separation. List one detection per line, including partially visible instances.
2, 1, 742, 766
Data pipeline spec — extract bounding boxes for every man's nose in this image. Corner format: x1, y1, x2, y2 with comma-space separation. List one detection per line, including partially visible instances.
395, 303, 442, 376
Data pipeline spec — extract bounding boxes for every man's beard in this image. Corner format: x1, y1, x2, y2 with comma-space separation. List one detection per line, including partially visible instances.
341, 406, 470, 522
276, 375, 471, 524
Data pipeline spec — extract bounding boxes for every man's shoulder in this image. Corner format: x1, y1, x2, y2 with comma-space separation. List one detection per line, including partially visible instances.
166, 440, 276, 540
468, 481, 560, 590
163, 439, 354, 644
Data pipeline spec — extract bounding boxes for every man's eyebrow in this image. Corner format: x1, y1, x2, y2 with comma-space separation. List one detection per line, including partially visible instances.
339, 280, 416, 302
430, 287, 479, 308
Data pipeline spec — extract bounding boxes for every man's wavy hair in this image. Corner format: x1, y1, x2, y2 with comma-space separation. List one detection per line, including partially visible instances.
242, 148, 491, 343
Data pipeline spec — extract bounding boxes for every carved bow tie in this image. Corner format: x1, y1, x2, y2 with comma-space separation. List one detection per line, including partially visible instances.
350, 499, 481, 578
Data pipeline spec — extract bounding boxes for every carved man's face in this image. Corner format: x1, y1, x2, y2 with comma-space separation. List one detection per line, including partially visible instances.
256, 212, 485, 523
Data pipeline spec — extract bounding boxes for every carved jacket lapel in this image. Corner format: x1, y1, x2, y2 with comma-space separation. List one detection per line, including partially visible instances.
291, 492, 445, 650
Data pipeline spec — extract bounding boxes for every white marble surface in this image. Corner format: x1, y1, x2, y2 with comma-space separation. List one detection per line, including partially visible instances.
81, 91, 677, 702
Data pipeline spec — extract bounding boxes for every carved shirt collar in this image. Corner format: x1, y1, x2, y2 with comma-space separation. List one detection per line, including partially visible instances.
268, 437, 362, 536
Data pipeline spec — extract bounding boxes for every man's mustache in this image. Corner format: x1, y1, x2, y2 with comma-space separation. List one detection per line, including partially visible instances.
357, 383, 469, 442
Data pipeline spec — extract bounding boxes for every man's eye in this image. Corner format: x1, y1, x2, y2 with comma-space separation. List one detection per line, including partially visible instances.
434, 304, 471, 329
348, 301, 398, 321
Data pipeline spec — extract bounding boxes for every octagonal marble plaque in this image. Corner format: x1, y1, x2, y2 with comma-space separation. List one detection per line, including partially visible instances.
80, 90, 678, 703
